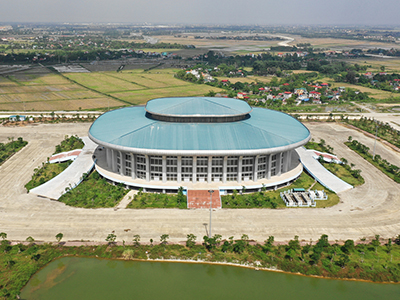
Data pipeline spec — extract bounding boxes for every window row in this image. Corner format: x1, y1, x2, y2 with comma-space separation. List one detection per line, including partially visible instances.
109, 152, 287, 181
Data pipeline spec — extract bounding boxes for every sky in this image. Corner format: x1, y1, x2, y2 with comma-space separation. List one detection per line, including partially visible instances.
1, 0, 400, 26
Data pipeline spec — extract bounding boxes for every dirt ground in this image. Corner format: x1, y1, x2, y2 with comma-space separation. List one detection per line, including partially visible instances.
0, 122, 400, 244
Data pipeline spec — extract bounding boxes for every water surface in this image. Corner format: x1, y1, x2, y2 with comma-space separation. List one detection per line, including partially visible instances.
21, 257, 400, 300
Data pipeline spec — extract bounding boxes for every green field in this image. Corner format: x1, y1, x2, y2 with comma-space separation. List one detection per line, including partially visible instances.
0, 69, 124, 111
65, 69, 223, 105
0, 67, 223, 111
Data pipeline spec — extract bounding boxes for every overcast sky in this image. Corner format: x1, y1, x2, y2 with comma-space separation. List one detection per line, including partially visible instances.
1, 0, 400, 26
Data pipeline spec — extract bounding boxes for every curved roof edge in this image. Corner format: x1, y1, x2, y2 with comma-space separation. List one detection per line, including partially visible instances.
89, 131, 311, 156
145, 97, 252, 118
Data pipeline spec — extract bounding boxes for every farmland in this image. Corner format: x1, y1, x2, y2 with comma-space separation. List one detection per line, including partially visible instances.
64, 68, 223, 106
319, 77, 397, 100
215, 75, 272, 84
0, 67, 223, 110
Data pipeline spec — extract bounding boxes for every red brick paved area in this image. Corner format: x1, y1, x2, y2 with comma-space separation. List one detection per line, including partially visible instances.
187, 190, 221, 209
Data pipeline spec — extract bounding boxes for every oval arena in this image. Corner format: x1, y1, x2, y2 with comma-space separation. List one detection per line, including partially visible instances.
89, 97, 311, 192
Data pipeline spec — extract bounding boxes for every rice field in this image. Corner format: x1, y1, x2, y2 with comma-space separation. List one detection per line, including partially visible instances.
0, 98, 123, 111
0, 66, 224, 110
0, 68, 126, 111
345, 58, 400, 73
215, 75, 272, 84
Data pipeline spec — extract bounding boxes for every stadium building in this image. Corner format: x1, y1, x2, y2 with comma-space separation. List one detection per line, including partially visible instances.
89, 97, 311, 192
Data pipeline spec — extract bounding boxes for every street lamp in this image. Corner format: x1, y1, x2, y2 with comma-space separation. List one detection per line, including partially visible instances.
208, 190, 214, 238
373, 121, 378, 160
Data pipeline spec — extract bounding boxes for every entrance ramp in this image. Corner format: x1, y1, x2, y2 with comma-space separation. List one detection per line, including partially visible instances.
187, 190, 221, 209
296, 147, 353, 193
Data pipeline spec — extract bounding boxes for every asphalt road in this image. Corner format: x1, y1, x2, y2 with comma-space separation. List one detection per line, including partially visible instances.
1, 122, 400, 244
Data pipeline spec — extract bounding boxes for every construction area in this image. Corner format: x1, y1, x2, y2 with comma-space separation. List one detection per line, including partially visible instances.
1, 121, 400, 243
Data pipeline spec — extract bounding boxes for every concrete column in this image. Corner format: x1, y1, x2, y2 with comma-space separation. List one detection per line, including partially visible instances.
162, 155, 167, 183
192, 157, 197, 183
267, 154, 272, 179
287, 150, 292, 170
207, 156, 212, 183
177, 156, 182, 183
120, 151, 124, 176
131, 153, 136, 179
106, 148, 112, 168
238, 156, 243, 184
145, 155, 150, 182
222, 156, 227, 183
111, 149, 116, 172
283, 151, 289, 173
253, 155, 259, 182
277, 152, 282, 176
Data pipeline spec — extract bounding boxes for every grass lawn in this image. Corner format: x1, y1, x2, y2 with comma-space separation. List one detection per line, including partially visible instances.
222, 172, 340, 209
345, 141, 400, 183
305, 140, 364, 187
323, 163, 364, 187
0, 137, 28, 166
25, 136, 85, 191
25, 161, 71, 191
59, 171, 128, 208
127, 190, 187, 209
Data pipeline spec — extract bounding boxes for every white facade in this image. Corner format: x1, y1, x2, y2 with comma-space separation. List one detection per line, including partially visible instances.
102, 148, 293, 184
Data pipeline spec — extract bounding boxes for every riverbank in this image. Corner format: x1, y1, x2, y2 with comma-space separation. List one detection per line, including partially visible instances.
1, 234, 400, 299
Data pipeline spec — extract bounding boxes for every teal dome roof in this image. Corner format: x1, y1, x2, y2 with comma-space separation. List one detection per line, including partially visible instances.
89, 97, 310, 155
145, 97, 252, 117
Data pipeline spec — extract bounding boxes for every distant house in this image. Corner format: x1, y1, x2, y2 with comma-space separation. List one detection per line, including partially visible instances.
309, 91, 321, 99
294, 88, 307, 96
221, 79, 230, 85
283, 91, 292, 99
9, 115, 26, 122
364, 72, 373, 79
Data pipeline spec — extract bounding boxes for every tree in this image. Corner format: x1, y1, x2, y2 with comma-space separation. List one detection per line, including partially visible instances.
26, 236, 35, 244
160, 234, 169, 245
106, 232, 117, 245
371, 235, 380, 253
386, 238, 393, 254
55, 233, 63, 244
0, 232, 7, 240
186, 234, 197, 248
336, 254, 350, 268
133, 234, 141, 247
177, 186, 185, 206
203, 234, 221, 251
263, 236, 274, 253
205, 90, 216, 97
287, 235, 301, 251
341, 239, 355, 254
232, 239, 246, 254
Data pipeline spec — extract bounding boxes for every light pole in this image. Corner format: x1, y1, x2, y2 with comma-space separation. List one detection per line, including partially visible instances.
208, 190, 214, 238
373, 122, 378, 160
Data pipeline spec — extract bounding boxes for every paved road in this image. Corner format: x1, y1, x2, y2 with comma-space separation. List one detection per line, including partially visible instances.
1, 122, 400, 244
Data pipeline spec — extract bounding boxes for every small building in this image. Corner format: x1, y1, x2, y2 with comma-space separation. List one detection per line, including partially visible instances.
9, 115, 26, 122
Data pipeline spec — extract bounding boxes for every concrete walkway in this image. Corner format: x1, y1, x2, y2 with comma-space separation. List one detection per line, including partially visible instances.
30, 136, 97, 200
115, 190, 137, 210
296, 147, 353, 193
